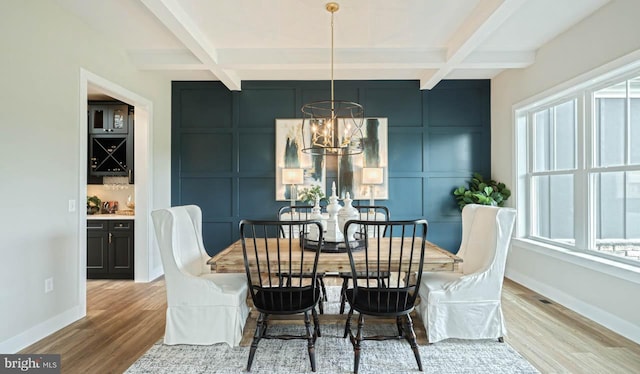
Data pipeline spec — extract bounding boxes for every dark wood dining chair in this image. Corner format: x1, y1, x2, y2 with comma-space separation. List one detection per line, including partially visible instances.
338, 205, 390, 314
277, 204, 315, 220
239, 219, 324, 372
342, 219, 428, 374
278, 205, 328, 314
352, 205, 390, 235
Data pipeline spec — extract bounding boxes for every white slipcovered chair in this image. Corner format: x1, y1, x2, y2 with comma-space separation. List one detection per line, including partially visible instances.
417, 204, 516, 343
151, 205, 250, 346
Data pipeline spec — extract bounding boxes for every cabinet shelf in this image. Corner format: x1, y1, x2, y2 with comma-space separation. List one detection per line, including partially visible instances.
89, 104, 129, 134
87, 102, 134, 182
90, 137, 128, 174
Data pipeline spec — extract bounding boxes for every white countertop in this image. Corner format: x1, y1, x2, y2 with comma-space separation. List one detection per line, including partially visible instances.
88, 214, 135, 220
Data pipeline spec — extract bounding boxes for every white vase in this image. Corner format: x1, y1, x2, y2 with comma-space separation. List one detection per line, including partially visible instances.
308, 197, 324, 240
338, 192, 359, 241
325, 182, 344, 242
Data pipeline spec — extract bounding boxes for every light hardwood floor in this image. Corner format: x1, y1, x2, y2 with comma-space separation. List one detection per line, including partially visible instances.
20, 278, 640, 373
20, 279, 166, 374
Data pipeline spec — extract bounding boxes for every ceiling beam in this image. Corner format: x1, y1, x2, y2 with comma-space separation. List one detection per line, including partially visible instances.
128, 50, 208, 70
217, 48, 446, 66
462, 50, 535, 68
420, 0, 528, 90
140, 0, 242, 90
128, 48, 534, 72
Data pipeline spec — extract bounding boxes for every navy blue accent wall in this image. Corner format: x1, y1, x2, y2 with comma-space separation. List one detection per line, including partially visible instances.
171, 80, 490, 255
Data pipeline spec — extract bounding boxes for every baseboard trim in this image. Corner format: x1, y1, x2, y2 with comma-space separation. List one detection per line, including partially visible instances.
147, 266, 164, 282
506, 270, 640, 344
0, 305, 83, 353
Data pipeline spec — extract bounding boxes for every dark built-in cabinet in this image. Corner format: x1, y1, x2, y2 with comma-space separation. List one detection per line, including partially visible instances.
88, 101, 134, 184
87, 219, 134, 279
89, 104, 130, 134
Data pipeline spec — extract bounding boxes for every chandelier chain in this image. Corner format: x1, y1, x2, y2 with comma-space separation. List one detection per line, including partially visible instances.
300, 2, 364, 156
330, 5, 335, 109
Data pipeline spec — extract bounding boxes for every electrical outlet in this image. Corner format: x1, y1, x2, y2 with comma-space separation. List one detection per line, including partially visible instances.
68, 199, 76, 212
45, 277, 54, 293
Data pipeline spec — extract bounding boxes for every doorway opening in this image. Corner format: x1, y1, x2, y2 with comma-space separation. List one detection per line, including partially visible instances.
79, 69, 158, 315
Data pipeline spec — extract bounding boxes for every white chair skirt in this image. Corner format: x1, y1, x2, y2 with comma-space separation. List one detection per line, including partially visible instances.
416, 295, 505, 343
165, 303, 250, 346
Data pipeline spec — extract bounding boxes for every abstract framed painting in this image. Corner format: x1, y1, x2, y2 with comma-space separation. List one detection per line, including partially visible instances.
337, 117, 388, 201
275, 119, 326, 201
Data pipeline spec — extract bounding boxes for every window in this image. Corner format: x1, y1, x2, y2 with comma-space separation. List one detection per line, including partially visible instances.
591, 77, 640, 262
517, 73, 640, 266
529, 100, 577, 244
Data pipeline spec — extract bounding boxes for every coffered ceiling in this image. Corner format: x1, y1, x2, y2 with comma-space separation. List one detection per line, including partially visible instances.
56, 0, 610, 90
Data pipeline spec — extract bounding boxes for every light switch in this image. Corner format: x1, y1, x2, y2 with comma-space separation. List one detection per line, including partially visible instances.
68, 199, 76, 212
45, 277, 54, 293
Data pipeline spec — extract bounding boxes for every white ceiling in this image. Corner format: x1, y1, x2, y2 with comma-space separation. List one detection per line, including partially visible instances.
57, 0, 610, 91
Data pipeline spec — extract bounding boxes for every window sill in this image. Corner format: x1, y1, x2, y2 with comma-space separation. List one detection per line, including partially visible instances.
512, 238, 640, 285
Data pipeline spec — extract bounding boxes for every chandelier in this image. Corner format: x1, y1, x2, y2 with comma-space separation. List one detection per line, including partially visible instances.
301, 2, 364, 156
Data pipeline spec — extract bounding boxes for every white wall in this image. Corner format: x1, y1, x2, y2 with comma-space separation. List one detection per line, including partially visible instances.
0, 0, 171, 352
492, 0, 640, 343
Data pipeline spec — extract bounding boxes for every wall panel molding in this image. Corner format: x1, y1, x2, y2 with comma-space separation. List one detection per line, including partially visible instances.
172, 80, 490, 254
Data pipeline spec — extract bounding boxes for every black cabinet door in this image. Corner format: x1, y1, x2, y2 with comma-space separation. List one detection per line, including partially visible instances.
89, 104, 129, 134
87, 220, 109, 278
89, 105, 109, 134
109, 221, 134, 278
87, 220, 134, 279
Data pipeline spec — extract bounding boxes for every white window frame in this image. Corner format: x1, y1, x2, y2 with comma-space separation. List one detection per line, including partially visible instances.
515, 65, 640, 268
526, 97, 579, 249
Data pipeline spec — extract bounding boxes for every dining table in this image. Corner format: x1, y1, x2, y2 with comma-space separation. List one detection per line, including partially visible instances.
207, 237, 462, 274
207, 236, 462, 347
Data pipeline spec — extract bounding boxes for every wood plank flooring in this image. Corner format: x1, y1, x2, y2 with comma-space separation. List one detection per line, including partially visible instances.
501, 280, 640, 373
20, 279, 166, 374
20, 278, 640, 373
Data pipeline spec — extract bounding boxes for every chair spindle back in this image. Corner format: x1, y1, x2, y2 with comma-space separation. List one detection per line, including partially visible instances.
344, 219, 428, 314
239, 219, 323, 314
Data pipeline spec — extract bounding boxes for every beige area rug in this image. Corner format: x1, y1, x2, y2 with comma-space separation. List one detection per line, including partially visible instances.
126, 287, 539, 373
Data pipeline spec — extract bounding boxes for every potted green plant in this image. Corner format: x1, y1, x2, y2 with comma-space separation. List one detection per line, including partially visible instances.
453, 172, 511, 211
87, 195, 101, 215
297, 185, 326, 205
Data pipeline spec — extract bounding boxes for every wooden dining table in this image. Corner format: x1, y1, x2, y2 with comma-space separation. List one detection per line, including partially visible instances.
208, 237, 462, 274
208, 237, 462, 346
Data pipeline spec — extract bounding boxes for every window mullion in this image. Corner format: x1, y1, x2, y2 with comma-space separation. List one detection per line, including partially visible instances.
575, 95, 589, 250
624, 81, 630, 239
527, 112, 536, 237
551, 107, 557, 170
531, 169, 575, 176
626, 80, 631, 165
587, 89, 597, 252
